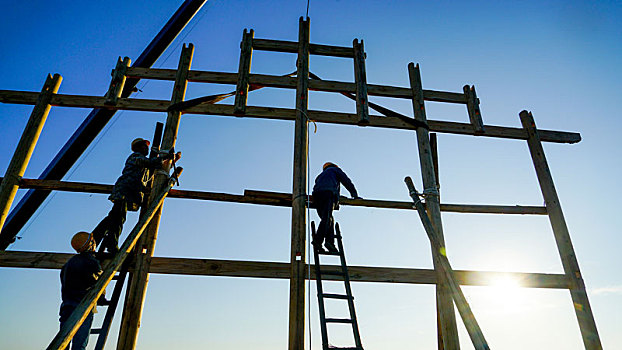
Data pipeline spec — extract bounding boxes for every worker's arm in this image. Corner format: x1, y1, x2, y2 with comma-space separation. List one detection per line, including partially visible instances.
335, 168, 359, 198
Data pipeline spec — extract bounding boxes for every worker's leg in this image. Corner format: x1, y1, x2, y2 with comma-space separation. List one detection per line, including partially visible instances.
70, 311, 94, 350
59, 304, 94, 350
101, 200, 127, 252
314, 191, 335, 250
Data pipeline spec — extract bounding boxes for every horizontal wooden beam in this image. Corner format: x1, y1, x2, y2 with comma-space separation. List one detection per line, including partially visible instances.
10, 179, 547, 215
0, 250, 571, 289
125, 67, 467, 103
252, 38, 355, 58
0, 90, 581, 143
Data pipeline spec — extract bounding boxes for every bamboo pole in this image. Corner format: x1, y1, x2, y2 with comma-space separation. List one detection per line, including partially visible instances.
405, 177, 490, 350
519, 110, 602, 350
408, 63, 460, 350
288, 17, 309, 350
0, 74, 61, 234
116, 44, 193, 350
46, 170, 181, 350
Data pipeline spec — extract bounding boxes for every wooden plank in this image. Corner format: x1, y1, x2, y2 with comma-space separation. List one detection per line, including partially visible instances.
409, 62, 460, 350
406, 177, 490, 349
7, 178, 547, 214
0, 74, 62, 238
519, 110, 602, 350
117, 44, 193, 350
104, 57, 131, 105
45, 171, 181, 350
0, 250, 571, 289
125, 66, 467, 103
430, 133, 440, 191
233, 29, 254, 115
352, 39, 369, 125
288, 17, 310, 350
252, 38, 354, 58
0, 90, 581, 143
464, 85, 484, 133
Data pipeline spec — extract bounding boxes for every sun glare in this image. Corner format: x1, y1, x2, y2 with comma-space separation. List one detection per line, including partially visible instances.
481, 275, 525, 313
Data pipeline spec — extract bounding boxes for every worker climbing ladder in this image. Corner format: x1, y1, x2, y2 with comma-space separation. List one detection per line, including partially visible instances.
312, 221, 363, 350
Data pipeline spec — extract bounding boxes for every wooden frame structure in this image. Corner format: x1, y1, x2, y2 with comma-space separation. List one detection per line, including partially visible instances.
0, 17, 602, 350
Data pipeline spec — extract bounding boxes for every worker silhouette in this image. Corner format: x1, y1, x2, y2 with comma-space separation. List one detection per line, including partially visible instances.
312, 162, 361, 253
92, 138, 180, 253
59, 232, 102, 350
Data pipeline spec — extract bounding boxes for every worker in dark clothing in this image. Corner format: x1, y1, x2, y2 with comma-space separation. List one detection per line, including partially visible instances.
312, 162, 361, 253
59, 231, 102, 350
92, 138, 180, 253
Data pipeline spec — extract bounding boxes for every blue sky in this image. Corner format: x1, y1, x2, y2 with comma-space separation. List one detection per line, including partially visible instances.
0, 0, 621, 349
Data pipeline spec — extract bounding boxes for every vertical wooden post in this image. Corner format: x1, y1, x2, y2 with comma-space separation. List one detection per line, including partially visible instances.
288, 16, 309, 350
464, 85, 484, 133
408, 63, 460, 350
519, 110, 602, 350
116, 44, 193, 350
0, 74, 62, 234
430, 133, 440, 190
353, 39, 369, 125
104, 57, 131, 105
234, 29, 254, 116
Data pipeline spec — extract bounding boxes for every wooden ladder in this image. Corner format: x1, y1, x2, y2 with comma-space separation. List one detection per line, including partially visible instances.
312, 221, 363, 350
89, 260, 129, 350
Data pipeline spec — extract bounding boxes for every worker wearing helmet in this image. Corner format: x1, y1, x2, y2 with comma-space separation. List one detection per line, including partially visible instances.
59, 232, 102, 350
92, 137, 180, 253
312, 162, 361, 253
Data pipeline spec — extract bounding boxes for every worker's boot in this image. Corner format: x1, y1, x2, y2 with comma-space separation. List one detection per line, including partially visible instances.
324, 241, 338, 253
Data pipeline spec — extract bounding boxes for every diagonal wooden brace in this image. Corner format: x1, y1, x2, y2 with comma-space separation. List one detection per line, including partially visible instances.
405, 176, 490, 350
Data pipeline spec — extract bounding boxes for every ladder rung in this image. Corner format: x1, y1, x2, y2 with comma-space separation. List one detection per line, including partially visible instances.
318, 250, 341, 256
322, 293, 352, 300
90, 328, 102, 335
325, 318, 353, 324
320, 270, 344, 276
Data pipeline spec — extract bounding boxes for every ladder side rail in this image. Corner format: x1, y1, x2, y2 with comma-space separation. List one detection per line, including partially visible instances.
519, 110, 602, 350
93, 263, 130, 350
46, 172, 181, 350
312, 222, 331, 350
405, 177, 490, 350
335, 224, 363, 349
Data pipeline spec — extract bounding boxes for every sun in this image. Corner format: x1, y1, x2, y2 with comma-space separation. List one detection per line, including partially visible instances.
480, 275, 525, 313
